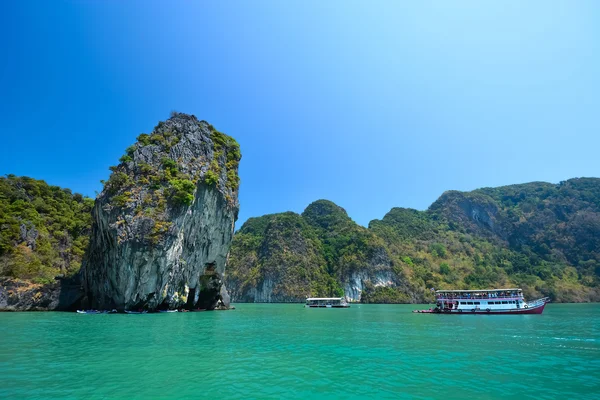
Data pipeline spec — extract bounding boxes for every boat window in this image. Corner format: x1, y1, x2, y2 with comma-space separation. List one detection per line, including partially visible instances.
487, 301, 494, 305
474, 302, 480, 305
460, 302, 466, 305
495, 302, 501, 304
467, 302, 473, 305
501, 301, 508, 304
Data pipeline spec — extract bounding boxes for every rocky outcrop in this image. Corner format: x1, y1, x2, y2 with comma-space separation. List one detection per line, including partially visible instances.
0, 277, 83, 311
82, 113, 240, 311
341, 247, 394, 302
428, 190, 510, 241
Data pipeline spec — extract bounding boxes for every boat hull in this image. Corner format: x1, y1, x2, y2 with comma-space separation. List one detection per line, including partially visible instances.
414, 302, 547, 315
305, 305, 350, 308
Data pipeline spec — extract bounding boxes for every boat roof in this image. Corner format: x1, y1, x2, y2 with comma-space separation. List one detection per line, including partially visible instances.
436, 288, 521, 293
306, 297, 344, 301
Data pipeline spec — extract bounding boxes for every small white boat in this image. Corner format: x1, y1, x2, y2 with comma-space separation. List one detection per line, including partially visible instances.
158, 310, 178, 313
124, 310, 148, 314
77, 310, 104, 314
305, 297, 350, 308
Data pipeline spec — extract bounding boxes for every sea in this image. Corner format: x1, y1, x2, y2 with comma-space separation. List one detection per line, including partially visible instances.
1, 304, 599, 399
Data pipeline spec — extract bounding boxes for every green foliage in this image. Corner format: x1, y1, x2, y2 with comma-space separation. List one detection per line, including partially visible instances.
430, 243, 447, 258
210, 129, 229, 151
370, 208, 438, 241
138, 163, 153, 175
227, 169, 240, 190
149, 221, 172, 244
119, 154, 133, 163
105, 172, 131, 195
439, 263, 450, 275
112, 193, 131, 208
402, 256, 414, 266
302, 200, 351, 230
204, 170, 219, 186
361, 285, 412, 303
210, 127, 241, 193
150, 133, 166, 146
0, 176, 93, 281
168, 179, 195, 206
137, 134, 151, 146
161, 157, 177, 170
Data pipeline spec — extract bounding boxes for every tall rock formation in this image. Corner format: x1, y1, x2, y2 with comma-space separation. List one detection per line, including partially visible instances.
83, 113, 240, 311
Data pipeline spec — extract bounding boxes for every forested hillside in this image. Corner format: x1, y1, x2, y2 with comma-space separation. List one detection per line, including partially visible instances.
0, 175, 94, 284
226, 178, 600, 303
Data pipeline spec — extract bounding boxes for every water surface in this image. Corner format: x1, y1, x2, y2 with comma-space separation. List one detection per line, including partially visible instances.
1, 304, 599, 399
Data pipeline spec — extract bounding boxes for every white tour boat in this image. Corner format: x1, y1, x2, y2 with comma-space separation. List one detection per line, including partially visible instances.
414, 288, 549, 314
305, 297, 350, 308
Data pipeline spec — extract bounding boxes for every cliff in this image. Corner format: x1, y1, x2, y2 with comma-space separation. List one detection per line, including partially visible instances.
82, 113, 240, 311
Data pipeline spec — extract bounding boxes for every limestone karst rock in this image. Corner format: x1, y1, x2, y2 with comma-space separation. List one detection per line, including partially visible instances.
82, 113, 240, 311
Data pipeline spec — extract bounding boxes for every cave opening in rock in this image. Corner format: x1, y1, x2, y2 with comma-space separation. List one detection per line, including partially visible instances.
195, 263, 221, 310
158, 297, 171, 311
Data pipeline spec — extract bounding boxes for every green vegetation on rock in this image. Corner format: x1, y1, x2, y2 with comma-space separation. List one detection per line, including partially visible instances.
0, 175, 93, 283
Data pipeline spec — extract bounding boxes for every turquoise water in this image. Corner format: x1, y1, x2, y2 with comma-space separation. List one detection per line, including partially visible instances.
1, 304, 599, 399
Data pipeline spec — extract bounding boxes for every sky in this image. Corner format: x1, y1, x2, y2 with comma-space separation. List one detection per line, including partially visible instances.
1, 1, 599, 227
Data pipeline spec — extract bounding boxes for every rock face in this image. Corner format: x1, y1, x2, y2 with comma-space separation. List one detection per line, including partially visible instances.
83, 113, 240, 311
428, 190, 510, 242
0, 277, 83, 311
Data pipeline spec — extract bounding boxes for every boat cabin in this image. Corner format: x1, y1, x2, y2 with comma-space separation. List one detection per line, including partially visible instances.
435, 289, 526, 312
305, 297, 349, 308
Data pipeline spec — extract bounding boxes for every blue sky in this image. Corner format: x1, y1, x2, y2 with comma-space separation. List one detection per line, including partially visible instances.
1, 1, 599, 227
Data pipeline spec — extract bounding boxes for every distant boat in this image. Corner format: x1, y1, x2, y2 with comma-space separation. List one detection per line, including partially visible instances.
305, 297, 350, 308
158, 310, 178, 313
124, 310, 148, 314
76, 309, 117, 314
413, 288, 549, 314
